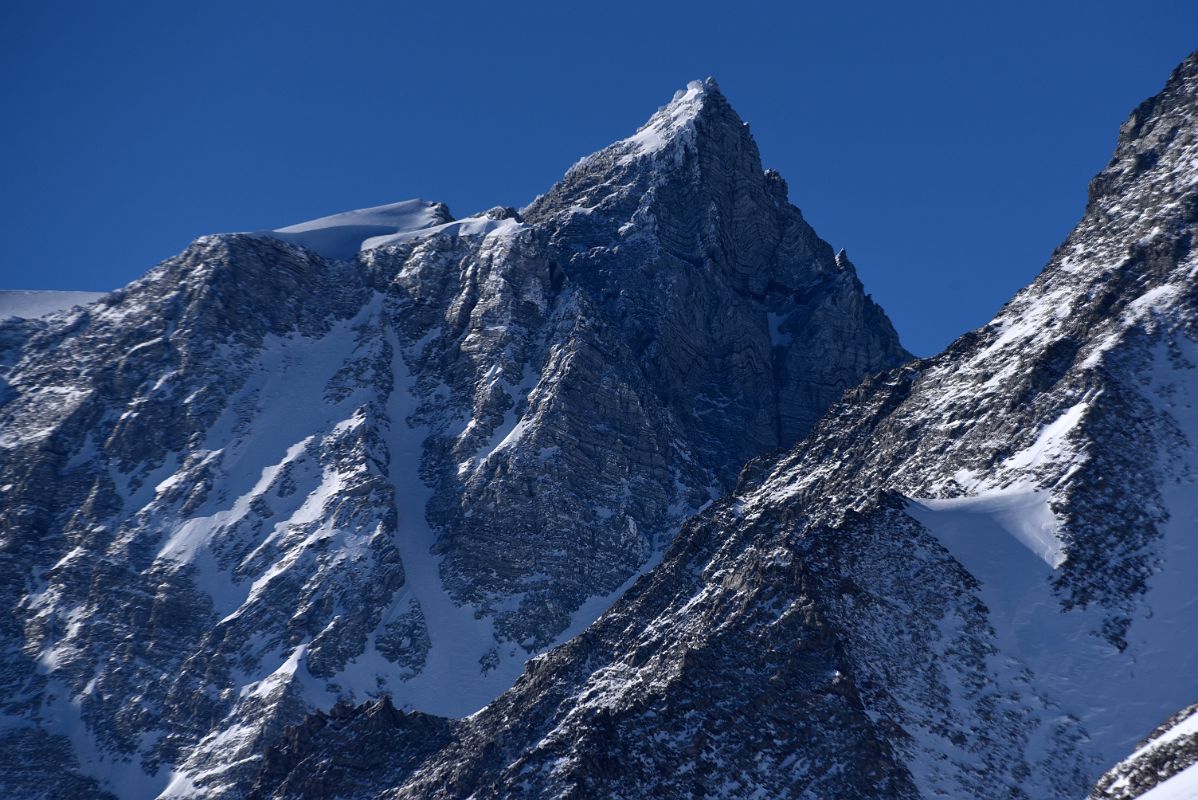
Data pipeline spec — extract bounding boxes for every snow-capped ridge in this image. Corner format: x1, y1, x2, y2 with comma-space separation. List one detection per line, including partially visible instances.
256, 199, 528, 261
259, 199, 452, 260
0, 290, 107, 320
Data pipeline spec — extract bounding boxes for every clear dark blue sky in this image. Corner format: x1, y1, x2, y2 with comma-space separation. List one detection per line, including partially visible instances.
2, 2, 1195, 355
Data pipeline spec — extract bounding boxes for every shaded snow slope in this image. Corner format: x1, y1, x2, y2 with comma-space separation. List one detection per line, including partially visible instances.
909, 368, 1198, 769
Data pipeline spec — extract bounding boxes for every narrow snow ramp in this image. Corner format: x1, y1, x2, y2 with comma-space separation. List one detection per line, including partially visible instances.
1139, 763, 1198, 800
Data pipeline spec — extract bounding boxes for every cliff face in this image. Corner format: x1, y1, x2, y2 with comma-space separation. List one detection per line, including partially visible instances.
0, 79, 907, 798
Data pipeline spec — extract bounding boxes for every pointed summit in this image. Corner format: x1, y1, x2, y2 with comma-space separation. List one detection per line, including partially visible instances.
616, 77, 727, 164
521, 78, 907, 444
523, 77, 764, 223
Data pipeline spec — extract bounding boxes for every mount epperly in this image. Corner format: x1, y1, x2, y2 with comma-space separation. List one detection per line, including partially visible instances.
0, 79, 908, 798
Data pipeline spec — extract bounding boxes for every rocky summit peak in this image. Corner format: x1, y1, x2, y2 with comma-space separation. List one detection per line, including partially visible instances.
664, 76, 726, 118
523, 78, 773, 228
613, 76, 739, 165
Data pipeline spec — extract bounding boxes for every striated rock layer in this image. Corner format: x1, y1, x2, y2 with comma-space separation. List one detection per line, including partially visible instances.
0, 80, 906, 797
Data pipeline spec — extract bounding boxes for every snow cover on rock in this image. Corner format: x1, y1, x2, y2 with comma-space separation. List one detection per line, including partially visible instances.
618, 78, 713, 164
261, 199, 451, 260
0, 290, 106, 319
1138, 766, 1198, 800
261, 199, 526, 262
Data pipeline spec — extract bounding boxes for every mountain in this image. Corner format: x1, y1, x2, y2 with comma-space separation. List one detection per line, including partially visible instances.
0, 80, 907, 798
249, 52, 1198, 800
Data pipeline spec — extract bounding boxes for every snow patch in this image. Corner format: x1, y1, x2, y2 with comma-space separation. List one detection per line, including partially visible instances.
910, 488, 1064, 569
363, 214, 520, 251
262, 199, 448, 260
767, 311, 793, 347
618, 79, 714, 165
1001, 400, 1089, 477
0, 290, 106, 319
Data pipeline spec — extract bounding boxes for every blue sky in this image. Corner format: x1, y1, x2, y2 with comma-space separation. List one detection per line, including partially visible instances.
2, 1, 1195, 355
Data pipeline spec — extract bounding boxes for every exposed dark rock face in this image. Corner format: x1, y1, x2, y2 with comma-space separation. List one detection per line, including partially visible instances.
249, 699, 451, 800
0, 80, 906, 797
254, 52, 1198, 800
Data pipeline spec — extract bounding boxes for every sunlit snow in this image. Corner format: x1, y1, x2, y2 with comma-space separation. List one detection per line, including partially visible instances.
262, 199, 448, 260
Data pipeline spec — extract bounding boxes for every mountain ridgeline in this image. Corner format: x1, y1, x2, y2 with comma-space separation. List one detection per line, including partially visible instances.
250, 53, 1198, 800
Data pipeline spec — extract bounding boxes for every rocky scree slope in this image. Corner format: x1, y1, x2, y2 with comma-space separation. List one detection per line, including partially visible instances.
252, 51, 1198, 800
0, 80, 906, 798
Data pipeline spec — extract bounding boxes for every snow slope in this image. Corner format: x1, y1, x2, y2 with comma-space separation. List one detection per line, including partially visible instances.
262, 199, 450, 260
1138, 765, 1198, 800
0, 290, 106, 319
